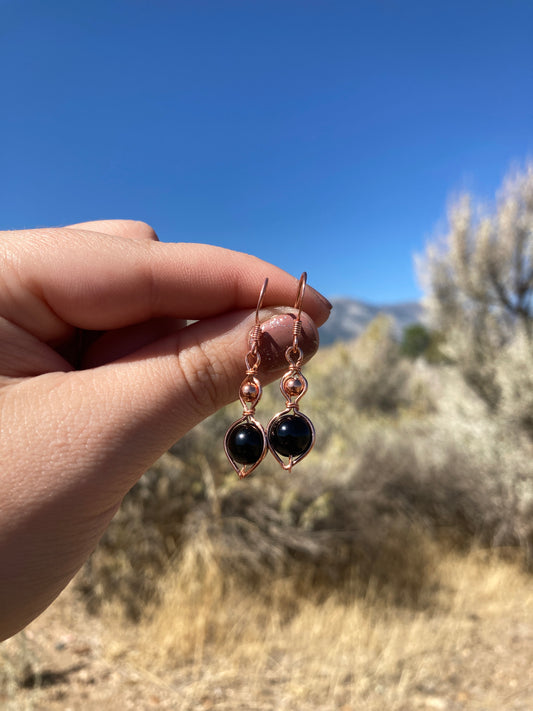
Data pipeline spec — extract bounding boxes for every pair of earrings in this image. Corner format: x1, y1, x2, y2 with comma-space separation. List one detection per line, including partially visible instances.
224, 273, 316, 479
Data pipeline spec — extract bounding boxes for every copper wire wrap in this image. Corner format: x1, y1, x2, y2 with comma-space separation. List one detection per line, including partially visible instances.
224, 277, 269, 479
267, 272, 316, 472
245, 322, 263, 374
249, 323, 262, 348
241, 281, 267, 410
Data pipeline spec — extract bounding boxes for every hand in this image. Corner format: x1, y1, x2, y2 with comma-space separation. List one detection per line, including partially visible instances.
0, 219, 331, 640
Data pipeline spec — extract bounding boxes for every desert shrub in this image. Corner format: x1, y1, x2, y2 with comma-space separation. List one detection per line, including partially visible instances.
76, 446, 440, 619
339, 314, 411, 414
418, 162, 533, 416
76, 319, 533, 622
306, 315, 415, 423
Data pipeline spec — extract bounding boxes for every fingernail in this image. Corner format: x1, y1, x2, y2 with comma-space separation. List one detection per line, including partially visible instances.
259, 311, 319, 372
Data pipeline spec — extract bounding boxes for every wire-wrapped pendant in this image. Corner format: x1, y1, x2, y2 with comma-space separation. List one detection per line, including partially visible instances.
267, 274, 315, 471
224, 280, 269, 479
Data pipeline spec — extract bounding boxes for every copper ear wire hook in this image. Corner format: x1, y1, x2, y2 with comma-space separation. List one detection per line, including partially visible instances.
288, 272, 306, 364
294, 272, 307, 320
246, 277, 268, 373
256, 277, 268, 324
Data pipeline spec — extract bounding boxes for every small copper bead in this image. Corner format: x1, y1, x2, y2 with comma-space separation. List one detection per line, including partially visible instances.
240, 381, 259, 401
285, 376, 304, 396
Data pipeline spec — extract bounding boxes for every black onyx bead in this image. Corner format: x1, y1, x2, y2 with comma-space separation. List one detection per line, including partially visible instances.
269, 414, 313, 457
226, 423, 265, 464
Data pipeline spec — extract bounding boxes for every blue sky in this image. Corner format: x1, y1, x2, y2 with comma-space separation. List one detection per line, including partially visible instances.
1, 1, 532, 302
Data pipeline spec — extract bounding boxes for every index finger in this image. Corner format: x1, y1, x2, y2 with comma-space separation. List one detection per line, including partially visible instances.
0, 228, 332, 343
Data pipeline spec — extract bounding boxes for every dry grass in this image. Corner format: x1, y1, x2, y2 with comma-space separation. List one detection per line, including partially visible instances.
118, 539, 532, 710
1, 544, 531, 710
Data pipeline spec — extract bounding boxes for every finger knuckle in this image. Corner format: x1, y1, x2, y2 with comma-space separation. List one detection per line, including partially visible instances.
176, 340, 224, 417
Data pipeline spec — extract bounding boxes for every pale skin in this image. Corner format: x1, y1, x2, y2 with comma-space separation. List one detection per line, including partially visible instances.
0, 219, 331, 641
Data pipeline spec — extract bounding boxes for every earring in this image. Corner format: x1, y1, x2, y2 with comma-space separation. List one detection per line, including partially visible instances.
267, 272, 315, 471
224, 278, 269, 479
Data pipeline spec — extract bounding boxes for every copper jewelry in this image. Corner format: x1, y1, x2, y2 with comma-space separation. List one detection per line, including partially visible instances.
224, 278, 269, 479
267, 272, 315, 471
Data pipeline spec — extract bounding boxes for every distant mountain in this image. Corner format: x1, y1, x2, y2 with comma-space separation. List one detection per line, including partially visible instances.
319, 297, 423, 346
